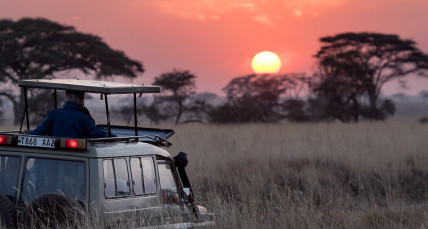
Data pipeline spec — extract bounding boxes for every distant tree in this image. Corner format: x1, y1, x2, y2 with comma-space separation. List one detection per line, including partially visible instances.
283, 99, 308, 122
0, 98, 5, 122
209, 94, 260, 123
27, 89, 65, 123
314, 32, 428, 121
115, 98, 147, 125
360, 98, 396, 120
305, 97, 331, 122
150, 69, 209, 124
392, 92, 408, 100
0, 18, 144, 124
209, 74, 300, 123
116, 97, 171, 125
311, 58, 366, 122
184, 93, 216, 123
419, 90, 428, 104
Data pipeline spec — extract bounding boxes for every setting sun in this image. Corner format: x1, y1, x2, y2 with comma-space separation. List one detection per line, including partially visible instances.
251, 51, 282, 74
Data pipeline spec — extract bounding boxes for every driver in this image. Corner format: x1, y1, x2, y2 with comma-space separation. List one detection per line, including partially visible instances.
27, 90, 107, 138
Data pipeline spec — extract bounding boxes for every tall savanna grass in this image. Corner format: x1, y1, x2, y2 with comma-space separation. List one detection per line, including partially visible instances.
168, 120, 428, 228
4, 120, 428, 228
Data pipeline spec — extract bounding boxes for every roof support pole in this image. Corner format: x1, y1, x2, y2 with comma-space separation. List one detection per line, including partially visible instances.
53, 89, 58, 109
133, 93, 138, 137
24, 87, 30, 130
104, 94, 112, 136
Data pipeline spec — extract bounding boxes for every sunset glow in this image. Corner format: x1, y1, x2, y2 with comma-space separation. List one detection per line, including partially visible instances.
1, 0, 427, 94
251, 51, 282, 74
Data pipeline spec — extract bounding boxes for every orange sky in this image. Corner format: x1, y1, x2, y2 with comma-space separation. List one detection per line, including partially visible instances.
1, 0, 428, 95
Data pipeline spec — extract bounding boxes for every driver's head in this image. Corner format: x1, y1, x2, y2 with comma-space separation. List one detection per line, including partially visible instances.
65, 90, 85, 106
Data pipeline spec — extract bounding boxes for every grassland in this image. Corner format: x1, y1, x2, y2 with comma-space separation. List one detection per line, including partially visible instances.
4, 119, 428, 228
167, 120, 428, 228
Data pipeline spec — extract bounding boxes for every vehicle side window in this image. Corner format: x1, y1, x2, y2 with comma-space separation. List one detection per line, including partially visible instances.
103, 160, 116, 198
114, 159, 130, 196
130, 158, 144, 195
21, 158, 85, 203
0, 156, 21, 200
130, 157, 157, 196
141, 157, 156, 194
103, 158, 130, 198
158, 163, 179, 204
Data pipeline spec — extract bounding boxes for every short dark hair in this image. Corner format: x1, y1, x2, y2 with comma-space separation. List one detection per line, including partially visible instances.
65, 90, 84, 105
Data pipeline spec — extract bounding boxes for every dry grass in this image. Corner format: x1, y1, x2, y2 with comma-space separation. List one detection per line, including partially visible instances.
4, 120, 428, 228
166, 120, 428, 228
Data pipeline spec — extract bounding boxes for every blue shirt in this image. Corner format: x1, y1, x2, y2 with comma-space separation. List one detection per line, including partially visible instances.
27, 101, 107, 138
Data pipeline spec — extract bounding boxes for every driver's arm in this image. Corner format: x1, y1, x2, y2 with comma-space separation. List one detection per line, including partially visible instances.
27, 110, 55, 136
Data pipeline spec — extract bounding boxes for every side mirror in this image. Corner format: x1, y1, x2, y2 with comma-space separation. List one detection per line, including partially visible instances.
173, 152, 188, 168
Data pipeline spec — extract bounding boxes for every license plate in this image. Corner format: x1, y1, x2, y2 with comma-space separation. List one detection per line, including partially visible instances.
17, 136, 56, 148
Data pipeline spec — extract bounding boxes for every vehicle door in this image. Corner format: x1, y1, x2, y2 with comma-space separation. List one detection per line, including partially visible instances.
157, 157, 193, 227
19, 154, 87, 204
102, 156, 162, 228
0, 153, 22, 203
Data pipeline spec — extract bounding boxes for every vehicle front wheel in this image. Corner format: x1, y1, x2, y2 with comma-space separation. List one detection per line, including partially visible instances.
22, 193, 87, 229
0, 193, 17, 229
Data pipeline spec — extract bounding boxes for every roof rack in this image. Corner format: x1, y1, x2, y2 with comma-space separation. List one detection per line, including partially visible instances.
88, 135, 172, 147
0, 132, 173, 151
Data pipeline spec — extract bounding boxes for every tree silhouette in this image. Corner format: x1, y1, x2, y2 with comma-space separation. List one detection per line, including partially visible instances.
210, 74, 300, 123
314, 32, 428, 120
0, 18, 144, 123
420, 90, 428, 104
391, 92, 408, 100
151, 69, 206, 124
283, 99, 308, 122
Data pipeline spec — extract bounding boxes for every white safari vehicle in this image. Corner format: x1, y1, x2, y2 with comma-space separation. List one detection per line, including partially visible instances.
0, 79, 214, 228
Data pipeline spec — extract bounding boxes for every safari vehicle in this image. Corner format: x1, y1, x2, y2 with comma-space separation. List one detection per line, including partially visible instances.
0, 79, 214, 228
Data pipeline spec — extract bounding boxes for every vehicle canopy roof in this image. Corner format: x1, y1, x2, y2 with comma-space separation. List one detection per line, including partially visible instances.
18, 79, 160, 94
15, 79, 171, 146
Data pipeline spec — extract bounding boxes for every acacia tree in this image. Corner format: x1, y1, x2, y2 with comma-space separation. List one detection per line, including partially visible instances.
0, 18, 144, 123
311, 55, 367, 122
209, 74, 301, 123
314, 32, 428, 120
151, 69, 200, 124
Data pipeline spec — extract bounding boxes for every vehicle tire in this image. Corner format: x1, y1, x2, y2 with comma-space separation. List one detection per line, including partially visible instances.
0, 193, 17, 229
22, 193, 86, 229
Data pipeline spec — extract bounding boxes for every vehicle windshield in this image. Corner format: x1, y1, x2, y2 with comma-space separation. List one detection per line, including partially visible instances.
0, 156, 21, 201
21, 158, 85, 203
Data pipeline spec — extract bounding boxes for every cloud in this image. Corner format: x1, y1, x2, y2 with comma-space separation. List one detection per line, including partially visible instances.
253, 14, 274, 26
231, 2, 256, 10
293, 10, 303, 17
283, 0, 344, 9
152, 0, 344, 23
